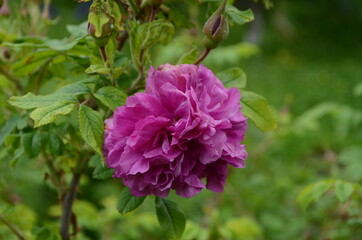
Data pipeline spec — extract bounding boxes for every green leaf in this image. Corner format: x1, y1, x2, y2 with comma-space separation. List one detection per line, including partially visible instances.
78, 105, 104, 155
155, 197, 186, 240
85, 64, 111, 75
12, 50, 57, 77
54, 83, 91, 96
88, 154, 114, 179
8, 92, 78, 110
48, 132, 64, 156
226, 6, 254, 25
93, 86, 127, 111
240, 91, 277, 131
30, 101, 75, 127
177, 47, 199, 64
216, 68, 247, 89
0, 115, 20, 146
117, 188, 146, 214
335, 180, 354, 203
105, 0, 123, 31
129, 20, 174, 68
66, 22, 88, 38
297, 180, 333, 210
21, 132, 42, 159
88, 0, 110, 38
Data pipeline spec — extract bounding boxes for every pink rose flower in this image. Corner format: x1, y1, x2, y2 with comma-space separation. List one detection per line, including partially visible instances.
103, 64, 247, 198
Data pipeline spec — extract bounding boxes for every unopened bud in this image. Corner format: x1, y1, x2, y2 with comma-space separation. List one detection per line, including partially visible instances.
202, 0, 229, 49
88, 22, 112, 47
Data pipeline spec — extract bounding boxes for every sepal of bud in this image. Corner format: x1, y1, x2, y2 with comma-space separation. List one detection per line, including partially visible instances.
202, 0, 229, 46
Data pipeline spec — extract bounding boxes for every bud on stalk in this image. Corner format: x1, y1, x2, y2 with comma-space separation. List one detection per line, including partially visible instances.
202, 0, 229, 49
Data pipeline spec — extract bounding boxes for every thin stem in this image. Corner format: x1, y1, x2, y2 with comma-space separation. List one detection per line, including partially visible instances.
0, 214, 26, 240
194, 48, 211, 65
127, 72, 144, 95
59, 158, 88, 240
149, 7, 158, 21
59, 173, 81, 240
99, 46, 107, 63
0, 66, 23, 94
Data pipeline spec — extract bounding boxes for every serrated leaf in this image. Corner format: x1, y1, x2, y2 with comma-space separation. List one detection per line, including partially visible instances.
117, 188, 146, 214
88, 154, 114, 179
240, 90, 277, 131
88, 0, 109, 38
12, 50, 57, 77
297, 180, 333, 210
0, 115, 20, 146
8, 93, 78, 110
54, 83, 91, 95
217, 68, 247, 89
93, 86, 127, 111
177, 47, 199, 64
335, 180, 354, 203
30, 101, 75, 127
226, 6, 254, 25
78, 105, 104, 155
21, 132, 42, 158
155, 197, 186, 240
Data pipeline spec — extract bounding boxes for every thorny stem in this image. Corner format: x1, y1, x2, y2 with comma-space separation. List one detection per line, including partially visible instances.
194, 48, 211, 65
0, 214, 26, 240
0, 66, 23, 94
59, 158, 88, 240
99, 46, 107, 63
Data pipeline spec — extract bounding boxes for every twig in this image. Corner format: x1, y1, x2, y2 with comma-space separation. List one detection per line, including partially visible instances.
194, 48, 211, 65
0, 66, 23, 94
127, 72, 144, 95
59, 173, 81, 240
59, 158, 88, 240
0, 214, 26, 240
99, 46, 107, 63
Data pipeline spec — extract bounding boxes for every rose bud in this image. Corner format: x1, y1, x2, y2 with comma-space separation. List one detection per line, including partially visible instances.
88, 22, 112, 47
202, 0, 229, 49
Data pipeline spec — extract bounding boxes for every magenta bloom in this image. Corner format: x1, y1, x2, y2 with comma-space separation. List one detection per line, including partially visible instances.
103, 64, 247, 198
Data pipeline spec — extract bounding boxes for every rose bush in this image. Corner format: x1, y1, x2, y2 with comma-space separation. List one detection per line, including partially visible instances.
104, 64, 248, 198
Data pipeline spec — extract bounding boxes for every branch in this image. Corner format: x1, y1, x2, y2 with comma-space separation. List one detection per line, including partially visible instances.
194, 48, 211, 65
0, 214, 26, 240
59, 158, 88, 240
0, 66, 23, 94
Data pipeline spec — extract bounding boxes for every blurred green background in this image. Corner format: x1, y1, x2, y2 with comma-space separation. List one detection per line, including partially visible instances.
1, 0, 362, 239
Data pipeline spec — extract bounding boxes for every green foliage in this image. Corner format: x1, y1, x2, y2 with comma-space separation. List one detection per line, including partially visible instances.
117, 188, 146, 214
155, 197, 186, 240
217, 67, 247, 89
226, 6, 254, 25
240, 90, 277, 131
78, 105, 104, 155
93, 86, 127, 111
